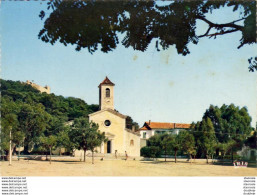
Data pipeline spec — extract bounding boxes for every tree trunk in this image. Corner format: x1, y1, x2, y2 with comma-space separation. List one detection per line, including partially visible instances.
6, 150, 10, 161
231, 148, 234, 163
13, 146, 17, 156
18, 144, 21, 161
23, 138, 30, 154
175, 150, 177, 163
9, 130, 12, 166
190, 154, 192, 164
1, 149, 4, 161
206, 154, 209, 164
71, 149, 75, 157
49, 147, 52, 164
84, 149, 86, 162
165, 147, 167, 162
92, 151, 94, 164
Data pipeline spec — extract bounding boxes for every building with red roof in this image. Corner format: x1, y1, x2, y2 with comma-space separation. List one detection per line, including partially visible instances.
138, 120, 191, 140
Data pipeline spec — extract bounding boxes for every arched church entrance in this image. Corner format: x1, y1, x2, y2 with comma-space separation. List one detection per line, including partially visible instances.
104, 140, 112, 154
107, 141, 111, 153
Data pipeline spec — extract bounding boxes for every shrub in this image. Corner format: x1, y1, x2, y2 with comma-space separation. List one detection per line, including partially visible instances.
141, 146, 161, 158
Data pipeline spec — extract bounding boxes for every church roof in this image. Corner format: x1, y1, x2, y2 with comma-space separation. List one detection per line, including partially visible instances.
88, 108, 127, 119
125, 128, 141, 136
139, 122, 191, 130
98, 76, 115, 87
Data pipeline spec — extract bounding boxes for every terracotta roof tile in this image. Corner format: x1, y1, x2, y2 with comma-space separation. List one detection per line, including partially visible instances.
139, 122, 191, 131
148, 122, 175, 129
174, 123, 191, 129
98, 76, 115, 87
139, 126, 148, 130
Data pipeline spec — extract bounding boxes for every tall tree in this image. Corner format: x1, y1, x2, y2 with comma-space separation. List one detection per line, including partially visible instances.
199, 104, 253, 161
198, 117, 217, 163
244, 131, 257, 149
57, 125, 76, 156
220, 104, 252, 140
178, 131, 196, 163
147, 134, 162, 147
1, 97, 24, 159
1, 113, 18, 161
171, 134, 181, 163
217, 140, 235, 161
70, 118, 106, 162
203, 105, 226, 143
39, 135, 58, 164
17, 103, 51, 153
160, 134, 173, 162
87, 129, 107, 164
126, 116, 139, 130
220, 104, 253, 161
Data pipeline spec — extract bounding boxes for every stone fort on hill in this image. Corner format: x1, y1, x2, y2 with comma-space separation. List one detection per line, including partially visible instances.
26, 80, 50, 94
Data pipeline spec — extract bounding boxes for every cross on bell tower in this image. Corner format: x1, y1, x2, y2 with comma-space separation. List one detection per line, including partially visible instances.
98, 76, 115, 110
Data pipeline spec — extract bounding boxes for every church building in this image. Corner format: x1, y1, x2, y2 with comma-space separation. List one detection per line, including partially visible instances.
88, 77, 141, 157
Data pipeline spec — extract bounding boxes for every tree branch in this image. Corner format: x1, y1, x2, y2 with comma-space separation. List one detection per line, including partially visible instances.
196, 15, 244, 30
199, 26, 212, 37
196, 15, 244, 38
199, 29, 240, 38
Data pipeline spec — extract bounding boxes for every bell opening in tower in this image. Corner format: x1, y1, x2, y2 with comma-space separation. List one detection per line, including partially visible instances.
106, 88, 110, 97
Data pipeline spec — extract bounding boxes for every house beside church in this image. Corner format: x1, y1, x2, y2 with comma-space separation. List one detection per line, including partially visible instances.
138, 121, 191, 148
87, 77, 141, 157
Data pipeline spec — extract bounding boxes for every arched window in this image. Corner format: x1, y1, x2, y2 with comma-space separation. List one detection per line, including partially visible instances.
130, 139, 134, 146
106, 88, 110, 97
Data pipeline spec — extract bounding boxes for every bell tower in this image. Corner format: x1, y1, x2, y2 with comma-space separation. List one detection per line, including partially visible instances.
98, 77, 115, 110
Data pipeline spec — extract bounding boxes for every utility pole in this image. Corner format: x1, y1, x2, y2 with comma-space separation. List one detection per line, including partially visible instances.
9, 128, 12, 166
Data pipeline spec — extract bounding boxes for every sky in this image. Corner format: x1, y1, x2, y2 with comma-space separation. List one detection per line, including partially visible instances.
1, 1, 256, 127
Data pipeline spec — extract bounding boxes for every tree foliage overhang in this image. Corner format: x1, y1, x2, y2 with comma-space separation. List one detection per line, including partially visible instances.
38, 0, 256, 71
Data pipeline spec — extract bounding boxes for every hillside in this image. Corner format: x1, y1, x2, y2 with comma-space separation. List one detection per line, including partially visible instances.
1, 79, 99, 120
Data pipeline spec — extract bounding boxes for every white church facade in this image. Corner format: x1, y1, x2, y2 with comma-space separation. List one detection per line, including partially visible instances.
88, 77, 141, 157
